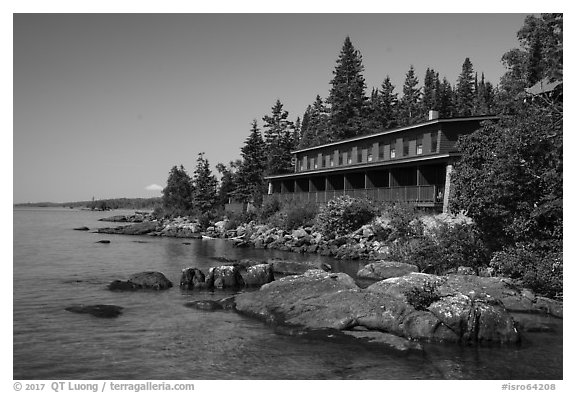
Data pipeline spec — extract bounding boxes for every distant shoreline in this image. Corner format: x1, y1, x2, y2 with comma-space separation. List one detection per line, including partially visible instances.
14, 197, 161, 210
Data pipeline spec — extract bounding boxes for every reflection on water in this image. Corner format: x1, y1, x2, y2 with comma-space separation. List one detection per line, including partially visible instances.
13, 208, 562, 380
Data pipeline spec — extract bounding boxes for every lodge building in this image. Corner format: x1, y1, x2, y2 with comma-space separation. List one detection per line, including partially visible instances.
265, 112, 498, 212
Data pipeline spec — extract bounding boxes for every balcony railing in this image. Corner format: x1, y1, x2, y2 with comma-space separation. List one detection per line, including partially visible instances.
265, 185, 443, 205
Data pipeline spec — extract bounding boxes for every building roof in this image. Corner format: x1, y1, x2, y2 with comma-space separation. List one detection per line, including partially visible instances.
292, 115, 499, 154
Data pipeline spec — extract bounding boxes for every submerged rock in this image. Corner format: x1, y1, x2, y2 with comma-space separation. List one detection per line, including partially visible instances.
97, 222, 159, 236
185, 300, 224, 311
109, 271, 173, 291
73, 226, 90, 231
96, 240, 111, 244
65, 304, 123, 318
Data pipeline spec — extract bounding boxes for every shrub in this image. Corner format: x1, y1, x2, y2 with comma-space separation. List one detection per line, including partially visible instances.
380, 203, 422, 240
258, 195, 282, 221
265, 201, 318, 231
405, 281, 441, 311
388, 221, 490, 274
225, 210, 256, 231
283, 202, 318, 230
315, 196, 378, 237
490, 242, 562, 298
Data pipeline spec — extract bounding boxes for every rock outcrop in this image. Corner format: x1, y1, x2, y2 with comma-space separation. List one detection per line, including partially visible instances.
356, 261, 419, 280
234, 270, 524, 345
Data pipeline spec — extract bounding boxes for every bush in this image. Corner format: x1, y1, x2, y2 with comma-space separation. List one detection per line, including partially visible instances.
258, 195, 282, 221
405, 281, 441, 311
315, 196, 378, 237
388, 221, 490, 274
283, 202, 318, 230
490, 243, 562, 298
224, 210, 256, 231
380, 203, 422, 240
266, 201, 318, 231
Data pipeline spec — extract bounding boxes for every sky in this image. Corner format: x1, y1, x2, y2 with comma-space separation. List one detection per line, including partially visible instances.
13, 12, 533, 203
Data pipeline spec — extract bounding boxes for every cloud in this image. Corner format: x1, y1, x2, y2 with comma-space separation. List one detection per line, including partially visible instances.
145, 184, 163, 191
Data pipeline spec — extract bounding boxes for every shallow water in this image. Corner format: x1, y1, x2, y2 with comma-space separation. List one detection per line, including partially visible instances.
13, 208, 562, 380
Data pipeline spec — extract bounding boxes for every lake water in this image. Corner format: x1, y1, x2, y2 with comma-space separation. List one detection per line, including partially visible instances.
13, 208, 563, 380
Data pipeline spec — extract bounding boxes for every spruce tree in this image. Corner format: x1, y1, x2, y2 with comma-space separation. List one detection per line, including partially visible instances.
216, 160, 240, 206
422, 67, 439, 115
398, 65, 422, 126
379, 76, 399, 129
328, 36, 368, 139
262, 99, 295, 175
162, 165, 194, 214
456, 57, 476, 116
192, 152, 218, 214
234, 120, 268, 204
438, 77, 455, 118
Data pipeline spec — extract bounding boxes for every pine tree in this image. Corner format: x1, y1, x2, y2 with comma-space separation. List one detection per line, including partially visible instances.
298, 95, 330, 149
438, 77, 455, 118
262, 99, 295, 175
234, 120, 268, 204
379, 76, 399, 128
216, 160, 240, 206
455, 57, 476, 116
398, 65, 422, 126
191, 152, 218, 214
421, 67, 439, 116
328, 36, 368, 139
162, 165, 193, 214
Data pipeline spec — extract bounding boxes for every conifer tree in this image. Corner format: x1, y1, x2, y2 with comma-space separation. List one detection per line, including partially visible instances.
421, 67, 439, 115
192, 153, 218, 214
398, 65, 422, 126
262, 99, 295, 175
162, 165, 194, 214
438, 77, 455, 118
328, 36, 368, 139
234, 120, 267, 203
378, 76, 399, 128
456, 57, 476, 116
216, 160, 240, 206
298, 95, 330, 149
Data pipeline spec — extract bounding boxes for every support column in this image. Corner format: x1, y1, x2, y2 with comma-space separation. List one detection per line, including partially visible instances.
443, 163, 453, 213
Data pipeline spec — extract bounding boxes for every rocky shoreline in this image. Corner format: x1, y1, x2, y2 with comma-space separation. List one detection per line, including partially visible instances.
78, 212, 562, 351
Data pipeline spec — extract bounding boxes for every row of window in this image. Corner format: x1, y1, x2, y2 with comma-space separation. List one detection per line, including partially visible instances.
298, 132, 438, 171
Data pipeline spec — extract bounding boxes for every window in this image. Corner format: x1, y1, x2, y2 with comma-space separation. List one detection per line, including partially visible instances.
390, 148, 396, 159
330, 155, 334, 167
368, 152, 373, 162
339, 152, 343, 165
347, 150, 352, 164
357, 150, 363, 163
416, 137, 423, 155
403, 139, 410, 156
379, 144, 385, 160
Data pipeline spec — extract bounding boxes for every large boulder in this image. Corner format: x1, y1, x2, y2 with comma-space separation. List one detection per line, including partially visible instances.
357, 260, 419, 280
180, 267, 211, 289
109, 271, 173, 291
208, 265, 244, 289
240, 263, 275, 287
235, 270, 522, 345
